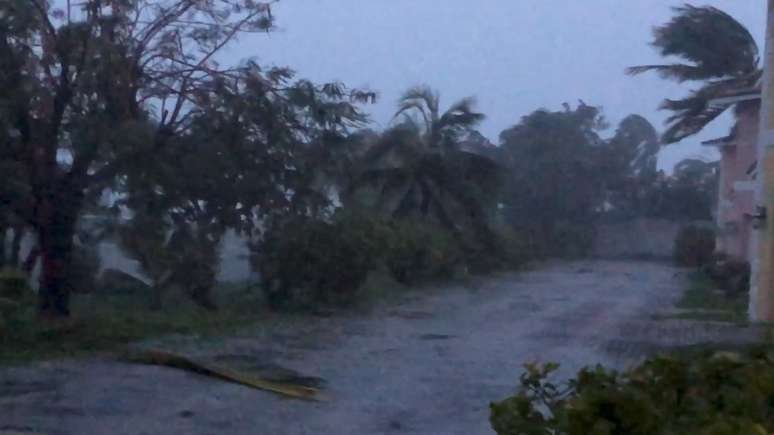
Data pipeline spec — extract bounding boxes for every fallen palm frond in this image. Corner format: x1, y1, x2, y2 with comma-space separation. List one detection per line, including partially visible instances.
122, 349, 322, 400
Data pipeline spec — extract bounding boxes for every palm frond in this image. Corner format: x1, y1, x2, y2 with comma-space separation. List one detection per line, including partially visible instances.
646, 68, 760, 144
438, 97, 485, 130
397, 85, 440, 122
348, 168, 410, 209
625, 64, 711, 82
659, 96, 727, 144
643, 5, 759, 81
358, 124, 421, 168
394, 101, 431, 132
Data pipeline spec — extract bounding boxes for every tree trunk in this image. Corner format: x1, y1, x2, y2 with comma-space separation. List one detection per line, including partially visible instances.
37, 224, 76, 318
36, 194, 82, 319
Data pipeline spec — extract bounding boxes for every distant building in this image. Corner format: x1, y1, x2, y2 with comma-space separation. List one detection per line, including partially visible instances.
703, 87, 761, 262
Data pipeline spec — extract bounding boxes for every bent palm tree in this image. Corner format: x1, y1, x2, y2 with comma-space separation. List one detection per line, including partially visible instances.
349, 86, 501, 233
627, 5, 761, 143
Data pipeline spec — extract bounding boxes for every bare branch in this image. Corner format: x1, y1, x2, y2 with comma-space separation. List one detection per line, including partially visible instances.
27, 0, 58, 40
167, 8, 266, 126
135, 0, 196, 58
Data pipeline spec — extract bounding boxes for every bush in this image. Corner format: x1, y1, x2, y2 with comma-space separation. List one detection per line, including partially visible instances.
0, 268, 33, 333
0, 268, 31, 301
674, 224, 715, 267
490, 348, 774, 435
702, 255, 750, 297
252, 211, 470, 308
464, 224, 532, 274
252, 210, 533, 309
253, 213, 385, 309
383, 219, 461, 284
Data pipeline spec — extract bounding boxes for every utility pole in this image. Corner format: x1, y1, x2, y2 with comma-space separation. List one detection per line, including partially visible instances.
750, 0, 774, 321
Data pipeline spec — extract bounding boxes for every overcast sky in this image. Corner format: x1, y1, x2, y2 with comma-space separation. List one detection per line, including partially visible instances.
224, 1, 766, 171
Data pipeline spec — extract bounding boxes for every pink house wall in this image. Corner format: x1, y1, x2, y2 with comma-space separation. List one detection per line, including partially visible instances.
716, 104, 760, 262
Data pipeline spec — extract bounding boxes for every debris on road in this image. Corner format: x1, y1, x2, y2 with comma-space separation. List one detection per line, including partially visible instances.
122, 349, 323, 401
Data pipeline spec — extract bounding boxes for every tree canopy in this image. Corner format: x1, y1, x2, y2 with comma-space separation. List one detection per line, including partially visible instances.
627, 5, 761, 143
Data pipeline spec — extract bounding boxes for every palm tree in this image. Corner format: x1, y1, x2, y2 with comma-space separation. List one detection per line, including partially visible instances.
349, 85, 501, 233
627, 5, 761, 144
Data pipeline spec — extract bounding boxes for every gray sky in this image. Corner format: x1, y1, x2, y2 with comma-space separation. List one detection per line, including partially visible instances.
226, 1, 766, 171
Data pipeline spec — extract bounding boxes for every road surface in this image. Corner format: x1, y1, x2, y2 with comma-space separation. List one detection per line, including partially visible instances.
0, 260, 762, 434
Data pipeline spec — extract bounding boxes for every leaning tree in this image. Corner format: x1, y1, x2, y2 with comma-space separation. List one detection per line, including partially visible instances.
627, 5, 761, 143
115, 70, 370, 310
349, 86, 502, 236
0, 0, 374, 317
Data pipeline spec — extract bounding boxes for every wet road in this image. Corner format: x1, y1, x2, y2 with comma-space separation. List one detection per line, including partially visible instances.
0, 260, 761, 434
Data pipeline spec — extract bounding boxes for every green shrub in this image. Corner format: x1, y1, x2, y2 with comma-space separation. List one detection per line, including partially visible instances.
254, 213, 385, 310
252, 211, 471, 308
702, 255, 751, 297
463, 224, 532, 274
252, 209, 531, 309
0, 269, 33, 333
490, 349, 774, 435
674, 224, 715, 267
0, 268, 31, 301
383, 219, 461, 284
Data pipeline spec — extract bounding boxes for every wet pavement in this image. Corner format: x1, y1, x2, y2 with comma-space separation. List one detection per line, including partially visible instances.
0, 260, 762, 434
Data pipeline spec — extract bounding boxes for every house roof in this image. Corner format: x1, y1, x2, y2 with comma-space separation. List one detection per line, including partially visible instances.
701, 136, 734, 147
708, 85, 762, 108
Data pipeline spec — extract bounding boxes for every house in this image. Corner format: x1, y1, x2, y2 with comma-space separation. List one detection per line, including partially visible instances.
703, 87, 762, 262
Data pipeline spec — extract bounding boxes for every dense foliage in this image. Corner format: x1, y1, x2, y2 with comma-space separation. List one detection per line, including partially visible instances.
491, 349, 774, 435
348, 86, 502, 249
703, 255, 751, 297
380, 218, 462, 284
252, 213, 385, 309
0, 2, 730, 321
0, 0, 376, 315
252, 211, 489, 309
498, 103, 609, 257
674, 224, 716, 267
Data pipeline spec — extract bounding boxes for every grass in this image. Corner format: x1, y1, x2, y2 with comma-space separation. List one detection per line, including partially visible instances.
0, 283, 268, 365
662, 270, 749, 324
0, 270, 414, 365
0, 259, 511, 365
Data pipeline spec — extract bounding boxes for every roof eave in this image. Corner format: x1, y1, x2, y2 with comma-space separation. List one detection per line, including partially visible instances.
708, 92, 761, 108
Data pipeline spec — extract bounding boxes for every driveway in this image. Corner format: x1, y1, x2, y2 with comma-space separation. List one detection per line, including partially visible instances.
0, 260, 762, 435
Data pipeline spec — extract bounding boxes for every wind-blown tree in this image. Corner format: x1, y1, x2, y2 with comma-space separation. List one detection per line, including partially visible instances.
638, 158, 718, 221
668, 158, 718, 220
499, 102, 609, 256
0, 0, 286, 318
349, 86, 502, 237
611, 115, 660, 179
627, 5, 761, 143
112, 67, 370, 310
602, 114, 661, 216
